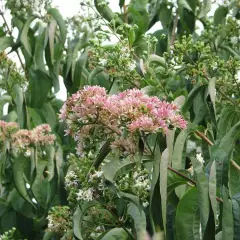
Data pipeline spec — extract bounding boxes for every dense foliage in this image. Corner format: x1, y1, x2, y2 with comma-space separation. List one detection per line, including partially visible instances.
0, 0, 240, 239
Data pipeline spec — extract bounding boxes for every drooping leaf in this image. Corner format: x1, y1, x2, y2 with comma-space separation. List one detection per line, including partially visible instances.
175, 187, 200, 240
182, 84, 207, 113
47, 8, 67, 44
20, 16, 36, 56
34, 26, 47, 71
149, 54, 166, 67
198, 0, 212, 18
102, 157, 135, 183
229, 158, 240, 198
41, 103, 57, 129
93, 140, 111, 169
232, 198, 240, 240
212, 121, 240, 187
12, 155, 34, 207
29, 68, 52, 108
150, 144, 161, 205
172, 130, 188, 170
31, 161, 49, 209
0, 36, 13, 52
73, 201, 98, 240
127, 202, 146, 239
48, 19, 57, 64
222, 187, 234, 240
209, 161, 217, 225
88, 66, 105, 85
190, 156, 210, 236
160, 148, 169, 234
167, 170, 189, 196
12, 84, 25, 128
99, 228, 129, 240
214, 6, 228, 26
208, 77, 216, 112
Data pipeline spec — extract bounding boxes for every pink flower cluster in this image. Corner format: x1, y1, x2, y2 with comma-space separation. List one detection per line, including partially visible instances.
12, 124, 56, 151
0, 120, 19, 145
60, 86, 187, 155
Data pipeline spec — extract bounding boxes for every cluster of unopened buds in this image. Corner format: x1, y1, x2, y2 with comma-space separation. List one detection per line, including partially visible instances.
60, 86, 187, 157
46, 206, 72, 235
0, 121, 55, 155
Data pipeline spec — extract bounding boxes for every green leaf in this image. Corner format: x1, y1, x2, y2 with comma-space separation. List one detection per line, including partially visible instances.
12, 84, 25, 128
209, 161, 217, 225
149, 54, 166, 67
167, 170, 188, 195
47, 8, 67, 44
182, 84, 207, 113
222, 187, 234, 240
41, 103, 57, 129
159, 3, 172, 29
150, 144, 161, 207
179, 0, 192, 11
48, 19, 57, 64
119, 0, 125, 8
99, 228, 128, 240
128, 28, 135, 48
128, 1, 149, 37
29, 68, 52, 108
232, 197, 240, 239
13, 154, 34, 207
43, 232, 54, 240
229, 158, 240, 198
119, 191, 140, 207
190, 156, 210, 236
0, 94, 12, 117
73, 201, 98, 240
214, 6, 228, 26
212, 121, 240, 186
71, 40, 82, 81
94, 0, 116, 22
160, 148, 168, 234
93, 140, 111, 169
127, 202, 146, 239
88, 66, 105, 85
217, 107, 240, 140
193, 88, 208, 124
102, 157, 135, 182
208, 77, 216, 112
219, 45, 240, 60
20, 16, 36, 56
73, 206, 84, 240
34, 26, 47, 71
172, 130, 188, 170
0, 36, 13, 52
198, 0, 211, 18
32, 161, 49, 208
175, 187, 200, 240
28, 108, 43, 127
45, 145, 55, 181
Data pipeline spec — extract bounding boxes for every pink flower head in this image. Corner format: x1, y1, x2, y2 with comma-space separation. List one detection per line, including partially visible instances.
128, 115, 158, 133
60, 86, 187, 156
12, 124, 55, 151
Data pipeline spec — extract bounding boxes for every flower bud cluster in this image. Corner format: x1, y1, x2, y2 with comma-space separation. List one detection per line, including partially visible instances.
60, 86, 187, 157
117, 166, 150, 207
11, 124, 56, 153
88, 38, 141, 87
46, 206, 72, 236
0, 121, 19, 143
0, 53, 26, 90
0, 227, 17, 240
6, 0, 51, 19
0, 121, 55, 155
